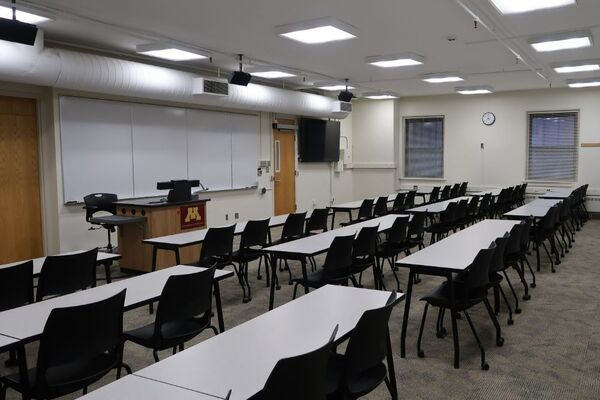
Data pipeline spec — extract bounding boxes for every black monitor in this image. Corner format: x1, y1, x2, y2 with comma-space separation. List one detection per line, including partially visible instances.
156, 180, 200, 202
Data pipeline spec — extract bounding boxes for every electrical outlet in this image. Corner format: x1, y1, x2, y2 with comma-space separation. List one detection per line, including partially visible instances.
225, 214, 229, 221
235, 212, 239, 219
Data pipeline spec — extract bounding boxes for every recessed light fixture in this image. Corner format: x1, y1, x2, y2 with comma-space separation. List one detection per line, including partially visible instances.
567, 78, 600, 88
455, 86, 494, 95
366, 53, 425, 68
530, 31, 592, 52
363, 92, 398, 100
136, 43, 208, 61
422, 73, 464, 83
553, 60, 600, 74
251, 71, 296, 79
275, 17, 357, 44
489, 0, 576, 15
315, 82, 356, 91
0, 5, 51, 24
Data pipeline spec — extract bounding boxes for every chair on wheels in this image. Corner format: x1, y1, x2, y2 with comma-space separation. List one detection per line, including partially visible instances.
459, 182, 468, 196
373, 196, 389, 217
440, 185, 451, 200
233, 219, 270, 302
404, 190, 417, 209
270, 212, 307, 283
487, 233, 515, 325
350, 225, 379, 288
427, 186, 441, 204
83, 193, 118, 253
340, 199, 373, 226
390, 193, 406, 213
0, 261, 34, 366
195, 225, 236, 269
292, 235, 355, 299
124, 268, 218, 362
248, 325, 339, 400
326, 291, 402, 399
425, 202, 458, 244
375, 217, 409, 292
0, 290, 130, 399
305, 208, 330, 235
36, 248, 98, 301
450, 183, 460, 198
417, 243, 502, 370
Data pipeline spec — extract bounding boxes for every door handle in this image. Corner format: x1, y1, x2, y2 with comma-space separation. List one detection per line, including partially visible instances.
274, 179, 281, 183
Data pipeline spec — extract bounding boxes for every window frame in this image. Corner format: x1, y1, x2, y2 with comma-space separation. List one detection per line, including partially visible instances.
402, 115, 445, 180
525, 110, 580, 183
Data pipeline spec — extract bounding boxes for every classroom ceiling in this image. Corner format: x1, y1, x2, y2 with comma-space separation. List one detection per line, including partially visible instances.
10, 0, 600, 97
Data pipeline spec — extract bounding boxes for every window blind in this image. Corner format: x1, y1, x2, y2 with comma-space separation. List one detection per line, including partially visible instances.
527, 112, 578, 181
404, 117, 444, 178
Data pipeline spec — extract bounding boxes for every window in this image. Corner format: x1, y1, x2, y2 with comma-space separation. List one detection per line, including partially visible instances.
527, 112, 578, 181
404, 117, 444, 178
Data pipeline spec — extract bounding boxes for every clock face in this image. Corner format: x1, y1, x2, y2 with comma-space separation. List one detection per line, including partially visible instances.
482, 112, 496, 126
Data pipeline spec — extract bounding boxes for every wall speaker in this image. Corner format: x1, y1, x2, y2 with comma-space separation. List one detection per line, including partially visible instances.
229, 71, 252, 86
0, 18, 38, 46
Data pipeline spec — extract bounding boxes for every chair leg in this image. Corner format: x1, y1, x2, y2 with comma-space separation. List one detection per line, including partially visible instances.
503, 270, 521, 314
436, 307, 447, 338
483, 298, 504, 346
541, 242, 556, 273
233, 263, 248, 302
523, 257, 536, 288
153, 350, 160, 362
292, 282, 300, 299
284, 259, 293, 284
243, 261, 252, 303
513, 262, 531, 301
257, 256, 263, 280
497, 283, 514, 325
493, 286, 500, 315
388, 258, 402, 292
417, 303, 429, 358
463, 310, 489, 370
210, 325, 219, 335
349, 275, 360, 288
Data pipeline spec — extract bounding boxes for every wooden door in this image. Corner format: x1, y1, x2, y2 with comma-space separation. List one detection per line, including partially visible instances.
273, 129, 296, 215
0, 96, 43, 264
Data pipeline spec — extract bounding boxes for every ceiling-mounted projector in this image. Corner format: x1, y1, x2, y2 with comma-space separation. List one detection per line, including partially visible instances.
0, 17, 37, 45
338, 90, 355, 102
229, 70, 252, 86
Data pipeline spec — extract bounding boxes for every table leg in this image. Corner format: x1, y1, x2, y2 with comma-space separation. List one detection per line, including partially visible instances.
17, 344, 30, 400
386, 329, 398, 400
213, 281, 225, 333
151, 246, 158, 272
447, 272, 460, 369
104, 261, 112, 284
400, 269, 414, 358
175, 248, 181, 265
331, 210, 337, 230
301, 258, 309, 294
268, 254, 278, 310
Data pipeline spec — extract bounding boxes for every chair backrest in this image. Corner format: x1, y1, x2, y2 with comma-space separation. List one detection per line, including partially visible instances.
459, 182, 468, 196
466, 196, 480, 216
357, 199, 374, 220
200, 225, 235, 265
496, 188, 509, 205
429, 186, 440, 203
36, 290, 126, 391
387, 216, 410, 245
450, 183, 460, 198
256, 325, 338, 400
479, 193, 492, 216
353, 225, 379, 258
391, 193, 406, 212
323, 235, 355, 279
440, 185, 451, 200
489, 233, 510, 274
155, 268, 215, 339
83, 193, 117, 222
343, 291, 402, 382
281, 212, 308, 240
240, 219, 270, 252
463, 243, 496, 295
0, 261, 34, 311
454, 199, 469, 221
540, 206, 559, 231
373, 197, 388, 216
560, 198, 572, 219
440, 201, 458, 224
306, 209, 330, 234
37, 248, 98, 301
505, 223, 524, 258
407, 212, 426, 238
404, 191, 417, 209
519, 218, 532, 251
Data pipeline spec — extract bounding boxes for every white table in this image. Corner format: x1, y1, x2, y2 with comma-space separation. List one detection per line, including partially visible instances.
263, 214, 408, 309
0, 265, 233, 344
328, 199, 373, 229
396, 219, 520, 369
135, 285, 404, 400
539, 189, 573, 199
0, 333, 18, 352
470, 188, 502, 197
77, 375, 225, 400
504, 199, 561, 219
406, 196, 472, 214
0, 251, 121, 282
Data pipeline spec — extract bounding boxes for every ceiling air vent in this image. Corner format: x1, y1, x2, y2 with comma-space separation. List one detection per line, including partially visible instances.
192, 78, 229, 96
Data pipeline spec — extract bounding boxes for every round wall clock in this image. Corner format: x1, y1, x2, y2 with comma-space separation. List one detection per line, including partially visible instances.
482, 112, 496, 126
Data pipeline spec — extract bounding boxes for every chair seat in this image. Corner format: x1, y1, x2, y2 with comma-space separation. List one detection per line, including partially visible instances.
124, 319, 208, 350
232, 248, 263, 264
326, 353, 387, 397
340, 217, 371, 227
421, 281, 486, 310
375, 242, 406, 259
1, 354, 116, 398
425, 224, 451, 234
350, 256, 375, 274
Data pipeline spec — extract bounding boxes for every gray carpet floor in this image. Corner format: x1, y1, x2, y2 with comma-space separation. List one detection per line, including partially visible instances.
2, 217, 599, 399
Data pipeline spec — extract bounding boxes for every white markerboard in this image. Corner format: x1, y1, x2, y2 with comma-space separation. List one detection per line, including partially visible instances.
59, 96, 259, 203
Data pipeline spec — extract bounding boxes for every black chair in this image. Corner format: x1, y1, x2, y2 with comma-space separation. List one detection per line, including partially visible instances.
425, 202, 458, 244
0, 290, 130, 399
196, 225, 236, 269
390, 193, 406, 213
487, 233, 515, 325
248, 325, 338, 400
461, 195, 480, 226
124, 269, 218, 362
305, 208, 330, 235
0, 261, 34, 366
36, 248, 98, 302
292, 235, 355, 299
272, 212, 307, 283
459, 182, 468, 196
428, 186, 441, 204
373, 197, 388, 217
350, 225, 379, 288
477, 193, 492, 221
406, 212, 426, 253
440, 185, 451, 200
83, 193, 118, 252
502, 223, 531, 315
327, 291, 402, 399
450, 183, 460, 198
417, 243, 501, 370
340, 200, 373, 226
375, 216, 410, 292
530, 206, 560, 273
233, 219, 270, 302
404, 190, 417, 209
451, 199, 470, 231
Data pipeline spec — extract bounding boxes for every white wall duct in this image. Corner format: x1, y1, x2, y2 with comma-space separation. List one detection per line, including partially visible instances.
0, 33, 346, 118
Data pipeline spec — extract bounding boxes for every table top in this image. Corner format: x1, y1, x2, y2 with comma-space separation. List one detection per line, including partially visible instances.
398, 188, 433, 195
77, 375, 223, 400
504, 198, 562, 218
539, 189, 572, 199
469, 188, 502, 197
113, 196, 211, 208
0, 334, 18, 352
90, 215, 146, 225
0, 265, 232, 343
0, 251, 121, 276
396, 219, 520, 272
329, 199, 371, 210
263, 214, 408, 256
406, 196, 472, 213
136, 285, 403, 400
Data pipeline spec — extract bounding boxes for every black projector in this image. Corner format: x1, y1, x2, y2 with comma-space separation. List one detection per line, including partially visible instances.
229, 70, 252, 86
0, 18, 38, 46
338, 90, 355, 102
